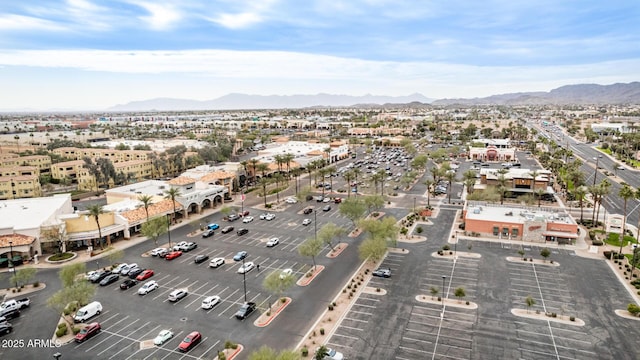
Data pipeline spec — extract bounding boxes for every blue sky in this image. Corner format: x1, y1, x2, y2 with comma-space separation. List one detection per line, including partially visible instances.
0, 0, 639, 110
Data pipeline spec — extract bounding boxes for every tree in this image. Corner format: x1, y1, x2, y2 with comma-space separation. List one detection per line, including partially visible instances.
317, 223, 346, 251
298, 237, 323, 269
618, 183, 635, 255
362, 195, 385, 215
41, 225, 69, 253
628, 303, 640, 317
338, 197, 367, 227
248, 347, 301, 360
454, 287, 466, 303
220, 206, 232, 219
86, 204, 106, 249
48, 263, 96, 326
59, 263, 87, 287
137, 194, 154, 223
430, 286, 439, 300
444, 171, 457, 203
314, 345, 329, 360
358, 237, 387, 262
141, 215, 169, 247
358, 216, 400, 247
258, 177, 271, 207
263, 270, 296, 301
572, 186, 588, 223
525, 295, 536, 313
272, 172, 285, 204
424, 179, 434, 207
164, 186, 182, 225
10, 267, 37, 289
540, 248, 551, 262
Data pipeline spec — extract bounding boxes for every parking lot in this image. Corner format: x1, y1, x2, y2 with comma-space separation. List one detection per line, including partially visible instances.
326, 232, 640, 360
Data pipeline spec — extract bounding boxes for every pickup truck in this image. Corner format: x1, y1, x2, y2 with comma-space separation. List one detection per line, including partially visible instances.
0, 298, 30, 312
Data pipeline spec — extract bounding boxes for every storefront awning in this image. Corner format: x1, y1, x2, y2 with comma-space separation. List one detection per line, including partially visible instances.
543, 231, 577, 239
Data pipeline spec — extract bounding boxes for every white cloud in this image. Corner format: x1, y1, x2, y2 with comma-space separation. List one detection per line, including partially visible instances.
211, 12, 262, 29
128, 1, 182, 30
0, 14, 66, 31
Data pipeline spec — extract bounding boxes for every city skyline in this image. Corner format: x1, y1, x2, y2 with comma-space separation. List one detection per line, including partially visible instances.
1, 0, 639, 111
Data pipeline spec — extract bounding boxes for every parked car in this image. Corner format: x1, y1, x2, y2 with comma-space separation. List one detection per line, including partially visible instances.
182, 242, 197, 252
236, 228, 249, 236
194, 254, 209, 264
99, 274, 120, 286
178, 331, 202, 352
209, 257, 225, 268
315, 347, 344, 360
165, 251, 182, 260
259, 213, 269, 220
0, 309, 20, 321
74, 322, 101, 343
323, 197, 331, 203
0, 298, 30, 312
156, 248, 169, 258
221, 226, 234, 234
90, 270, 112, 283
285, 197, 297, 204
138, 280, 159, 295
150, 248, 167, 257
0, 322, 12, 336
111, 263, 128, 274
279, 268, 293, 280
266, 237, 280, 247
202, 229, 215, 238
73, 301, 102, 323
173, 241, 188, 251
239, 210, 250, 217
242, 216, 254, 223
234, 302, 256, 320
303, 208, 313, 214
302, 218, 312, 226
334, 198, 342, 204
227, 214, 240, 222
237, 261, 255, 274
136, 269, 154, 281
233, 251, 248, 261
127, 267, 144, 279
168, 289, 188, 302
201, 296, 221, 310
207, 223, 220, 230
153, 329, 174, 345
120, 263, 138, 276
322, 205, 331, 212
120, 279, 138, 290
264, 213, 276, 221
372, 267, 391, 278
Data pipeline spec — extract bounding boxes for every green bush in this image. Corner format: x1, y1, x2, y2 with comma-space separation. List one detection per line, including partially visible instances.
73, 326, 82, 335
57, 323, 67, 330
442, 244, 451, 251
569, 316, 575, 321
48, 252, 74, 261
416, 226, 423, 234
55, 327, 67, 338
628, 303, 640, 316
218, 352, 226, 360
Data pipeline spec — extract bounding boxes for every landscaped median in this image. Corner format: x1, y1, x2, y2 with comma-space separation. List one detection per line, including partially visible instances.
254, 297, 292, 327
326, 243, 348, 258
296, 265, 324, 286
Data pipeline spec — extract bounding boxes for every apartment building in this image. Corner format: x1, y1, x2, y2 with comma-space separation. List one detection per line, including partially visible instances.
0, 175, 42, 200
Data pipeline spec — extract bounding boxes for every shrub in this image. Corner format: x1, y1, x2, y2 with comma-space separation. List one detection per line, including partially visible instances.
230, 343, 238, 350
73, 326, 82, 335
218, 352, 226, 360
592, 239, 603, 246
332, 301, 336, 306
320, 328, 325, 335
328, 304, 334, 311
55, 327, 67, 337
416, 226, 423, 234
224, 340, 234, 349
33, 281, 40, 287
437, 297, 441, 301
465, 301, 470, 305
376, 288, 381, 292
628, 303, 640, 316
57, 323, 67, 330
442, 244, 451, 251
301, 347, 309, 356
570, 316, 575, 321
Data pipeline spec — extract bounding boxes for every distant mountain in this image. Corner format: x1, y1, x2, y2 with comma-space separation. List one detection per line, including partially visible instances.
433, 82, 640, 105
109, 93, 434, 111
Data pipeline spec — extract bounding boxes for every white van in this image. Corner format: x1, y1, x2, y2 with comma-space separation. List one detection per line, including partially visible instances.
74, 301, 102, 323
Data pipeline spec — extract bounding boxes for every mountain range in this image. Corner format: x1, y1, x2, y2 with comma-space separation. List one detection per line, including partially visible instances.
109, 82, 640, 111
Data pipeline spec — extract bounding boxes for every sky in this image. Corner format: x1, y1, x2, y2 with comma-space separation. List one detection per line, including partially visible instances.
0, 0, 639, 111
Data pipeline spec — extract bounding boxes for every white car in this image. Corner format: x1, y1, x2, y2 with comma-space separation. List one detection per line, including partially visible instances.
242, 216, 254, 223
150, 248, 167, 257
237, 261, 255, 274
201, 296, 221, 310
120, 263, 139, 275
279, 268, 293, 280
259, 213, 269, 220
323, 197, 331, 203
112, 263, 128, 274
264, 213, 276, 221
285, 197, 297, 204
84, 271, 99, 280
266, 237, 280, 247
153, 329, 173, 345
316, 347, 344, 360
209, 257, 225, 268
168, 289, 188, 302
138, 280, 159, 295
173, 241, 188, 251
302, 218, 312, 226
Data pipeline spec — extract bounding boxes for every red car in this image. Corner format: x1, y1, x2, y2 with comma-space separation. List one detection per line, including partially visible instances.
136, 269, 154, 281
165, 251, 182, 260
75, 322, 101, 343
178, 331, 202, 352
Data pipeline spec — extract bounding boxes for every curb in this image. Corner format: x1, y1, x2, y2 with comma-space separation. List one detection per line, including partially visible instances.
255, 297, 292, 327
296, 266, 324, 287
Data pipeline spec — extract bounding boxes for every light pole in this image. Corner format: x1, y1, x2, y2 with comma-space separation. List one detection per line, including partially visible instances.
166, 214, 172, 250
413, 197, 416, 214
9, 241, 16, 287
441, 275, 446, 314
314, 210, 318, 242
592, 157, 599, 186
241, 257, 247, 302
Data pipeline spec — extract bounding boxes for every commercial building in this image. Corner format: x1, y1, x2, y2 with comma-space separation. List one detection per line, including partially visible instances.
468, 139, 516, 162
473, 168, 554, 196
463, 202, 578, 244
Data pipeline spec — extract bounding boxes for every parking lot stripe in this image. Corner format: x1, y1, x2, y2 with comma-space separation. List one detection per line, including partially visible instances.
96, 320, 150, 357
98, 311, 123, 325
84, 318, 140, 352
338, 325, 363, 331
184, 282, 211, 308
331, 332, 360, 341
199, 339, 221, 359
109, 324, 161, 360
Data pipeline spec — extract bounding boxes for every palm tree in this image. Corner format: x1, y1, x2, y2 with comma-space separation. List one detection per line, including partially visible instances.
164, 187, 181, 224
86, 204, 106, 249
318, 168, 331, 198
496, 168, 509, 205
444, 171, 457, 204
272, 172, 284, 204
619, 183, 635, 255
351, 167, 362, 196
573, 186, 588, 223
248, 159, 260, 185
596, 180, 611, 230
283, 153, 295, 178
239, 160, 248, 189
342, 170, 354, 198
326, 165, 336, 193
528, 170, 540, 192
273, 154, 284, 174
424, 179, 434, 207
534, 188, 547, 207
138, 194, 153, 223
258, 177, 270, 207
